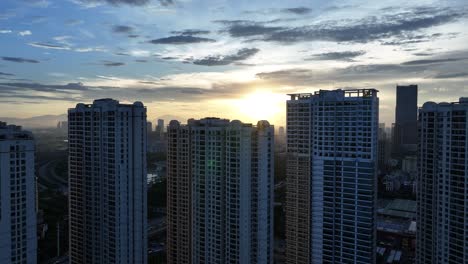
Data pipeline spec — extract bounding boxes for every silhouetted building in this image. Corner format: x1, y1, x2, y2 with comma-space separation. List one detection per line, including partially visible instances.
68, 99, 147, 264
286, 89, 379, 264
155, 119, 164, 139
0, 122, 37, 264
378, 123, 390, 173
167, 118, 274, 264
393, 85, 418, 156
417, 98, 468, 263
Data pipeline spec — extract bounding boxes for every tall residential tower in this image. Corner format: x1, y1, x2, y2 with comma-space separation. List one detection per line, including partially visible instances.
286, 89, 379, 264
167, 118, 274, 264
417, 98, 468, 263
393, 85, 418, 155
68, 99, 147, 264
0, 122, 37, 264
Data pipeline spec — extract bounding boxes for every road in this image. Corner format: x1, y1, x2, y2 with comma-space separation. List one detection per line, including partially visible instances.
37, 159, 68, 192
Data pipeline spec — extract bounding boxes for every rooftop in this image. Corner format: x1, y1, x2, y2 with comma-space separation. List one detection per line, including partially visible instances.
0, 122, 34, 140
378, 199, 416, 220
288, 88, 378, 101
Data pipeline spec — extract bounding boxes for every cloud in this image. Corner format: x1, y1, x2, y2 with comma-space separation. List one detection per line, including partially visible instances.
401, 58, 468, 66
282, 7, 312, 15
193, 48, 260, 66
220, 7, 466, 44
112, 25, 134, 33
0, 82, 88, 95
431, 72, 468, 79
21, 0, 51, 8
76, 0, 172, 6
0, 72, 15, 76
170, 29, 210, 35
149, 35, 216, 44
18, 30, 32, 36
29, 42, 71, 50
2, 57, 39, 63
75, 47, 106, 52
0, 79, 249, 104
0, 30, 12, 34
65, 19, 84, 26
102, 61, 125, 67
159, 0, 173, 6
216, 20, 285, 38
307, 51, 365, 61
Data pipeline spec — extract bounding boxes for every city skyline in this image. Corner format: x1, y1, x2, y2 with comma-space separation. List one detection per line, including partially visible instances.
1, 0, 468, 126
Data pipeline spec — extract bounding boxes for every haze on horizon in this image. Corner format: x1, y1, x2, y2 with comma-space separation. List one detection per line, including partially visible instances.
1, 0, 467, 127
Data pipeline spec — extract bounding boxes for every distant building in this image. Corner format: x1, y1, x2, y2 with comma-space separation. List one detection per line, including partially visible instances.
393, 85, 418, 156
417, 98, 468, 263
68, 99, 147, 264
167, 118, 274, 264
378, 123, 390, 173
0, 122, 37, 264
155, 119, 164, 139
401, 156, 417, 176
286, 89, 379, 264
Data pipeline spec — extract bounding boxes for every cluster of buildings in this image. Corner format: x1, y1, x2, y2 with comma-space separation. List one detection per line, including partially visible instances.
0, 86, 467, 263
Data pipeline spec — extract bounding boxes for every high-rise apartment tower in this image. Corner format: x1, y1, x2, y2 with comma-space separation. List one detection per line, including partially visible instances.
68, 99, 147, 264
167, 118, 274, 264
417, 98, 468, 263
0, 122, 37, 264
286, 89, 379, 264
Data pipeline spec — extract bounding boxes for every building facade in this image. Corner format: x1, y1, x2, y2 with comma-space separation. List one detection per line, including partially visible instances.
417, 98, 468, 264
167, 118, 274, 264
68, 99, 147, 264
0, 122, 37, 264
286, 89, 379, 264
393, 85, 418, 156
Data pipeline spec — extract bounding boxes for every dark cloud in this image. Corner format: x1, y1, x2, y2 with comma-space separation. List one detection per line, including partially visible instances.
113, 25, 134, 33
65, 19, 83, 26
80, 0, 149, 6
149, 35, 216, 44
135, 59, 147, 63
221, 7, 466, 44
381, 32, 447, 45
2, 57, 39, 63
218, 20, 285, 38
413, 52, 434, 56
29, 42, 70, 50
193, 48, 259, 66
307, 51, 365, 61
170, 29, 211, 35
82, 0, 173, 5
0, 82, 88, 93
159, 0, 173, 6
128, 34, 139, 38
431, 72, 468, 79
401, 58, 468, 66
102, 61, 125, 67
0, 72, 15, 76
282, 7, 312, 15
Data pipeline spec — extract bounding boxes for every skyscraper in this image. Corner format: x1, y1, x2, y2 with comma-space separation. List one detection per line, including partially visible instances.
393, 85, 418, 155
167, 118, 274, 264
155, 119, 164, 139
68, 99, 147, 264
286, 89, 379, 264
417, 98, 468, 263
378, 123, 390, 173
0, 122, 37, 264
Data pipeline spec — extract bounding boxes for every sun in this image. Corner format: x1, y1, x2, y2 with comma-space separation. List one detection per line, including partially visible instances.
233, 91, 286, 123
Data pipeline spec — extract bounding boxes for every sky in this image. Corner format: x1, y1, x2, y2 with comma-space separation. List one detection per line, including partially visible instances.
0, 0, 467, 126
